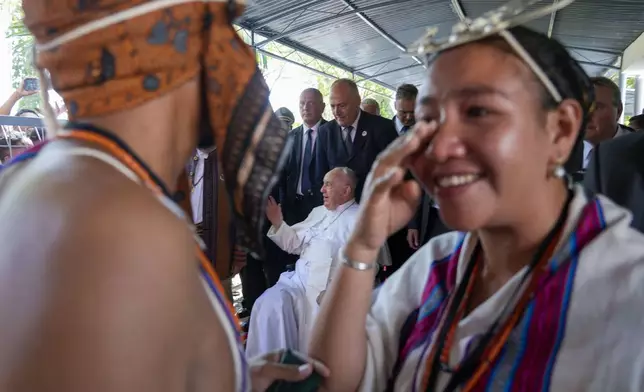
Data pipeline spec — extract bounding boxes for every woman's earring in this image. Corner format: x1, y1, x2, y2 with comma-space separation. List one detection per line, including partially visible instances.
552, 160, 573, 189
553, 164, 566, 179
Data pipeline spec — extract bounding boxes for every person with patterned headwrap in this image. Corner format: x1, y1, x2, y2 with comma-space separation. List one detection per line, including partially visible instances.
0, 0, 328, 391
309, 2, 644, 391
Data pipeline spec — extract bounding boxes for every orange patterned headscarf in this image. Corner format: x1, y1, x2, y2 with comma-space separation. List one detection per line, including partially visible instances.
23, 0, 292, 258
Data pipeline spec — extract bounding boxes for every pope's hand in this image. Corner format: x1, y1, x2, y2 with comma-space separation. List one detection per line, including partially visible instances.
345, 121, 438, 262
265, 196, 283, 228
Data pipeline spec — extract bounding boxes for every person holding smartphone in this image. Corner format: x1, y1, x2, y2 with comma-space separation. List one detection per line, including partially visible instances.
0, 78, 39, 116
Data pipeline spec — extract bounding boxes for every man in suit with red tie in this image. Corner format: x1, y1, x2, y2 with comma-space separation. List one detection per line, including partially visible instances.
315, 79, 398, 202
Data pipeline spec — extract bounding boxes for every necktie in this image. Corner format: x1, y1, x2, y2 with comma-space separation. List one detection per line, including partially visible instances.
301, 129, 313, 193
400, 126, 409, 134
344, 126, 353, 155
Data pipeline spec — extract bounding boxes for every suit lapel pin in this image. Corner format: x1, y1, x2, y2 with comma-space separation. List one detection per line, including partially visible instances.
361, 131, 367, 136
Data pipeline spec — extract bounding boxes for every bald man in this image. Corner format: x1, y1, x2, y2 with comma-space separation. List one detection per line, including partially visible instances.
315, 79, 397, 201
360, 98, 380, 116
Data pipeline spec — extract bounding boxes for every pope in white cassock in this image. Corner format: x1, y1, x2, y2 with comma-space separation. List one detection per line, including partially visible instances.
245, 167, 360, 358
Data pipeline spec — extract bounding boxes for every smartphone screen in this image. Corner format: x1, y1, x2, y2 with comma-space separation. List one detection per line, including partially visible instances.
23, 78, 40, 92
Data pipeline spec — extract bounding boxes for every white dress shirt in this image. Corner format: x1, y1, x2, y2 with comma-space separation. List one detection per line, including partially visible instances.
394, 116, 406, 135
297, 120, 321, 195
190, 149, 209, 224
582, 140, 593, 169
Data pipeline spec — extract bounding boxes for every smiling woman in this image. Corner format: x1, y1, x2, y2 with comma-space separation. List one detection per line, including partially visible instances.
410, 29, 588, 233
308, 2, 644, 391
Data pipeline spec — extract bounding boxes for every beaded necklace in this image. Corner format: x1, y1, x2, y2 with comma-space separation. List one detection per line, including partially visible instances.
422, 193, 571, 392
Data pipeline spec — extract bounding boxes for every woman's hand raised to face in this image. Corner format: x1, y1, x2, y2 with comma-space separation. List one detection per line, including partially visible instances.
346, 121, 438, 262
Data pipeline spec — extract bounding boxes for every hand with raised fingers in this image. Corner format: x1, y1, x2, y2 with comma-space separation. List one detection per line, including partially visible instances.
346, 121, 438, 262
265, 196, 283, 229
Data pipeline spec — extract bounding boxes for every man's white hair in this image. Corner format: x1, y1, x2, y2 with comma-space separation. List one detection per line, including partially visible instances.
333, 166, 358, 191
360, 98, 380, 115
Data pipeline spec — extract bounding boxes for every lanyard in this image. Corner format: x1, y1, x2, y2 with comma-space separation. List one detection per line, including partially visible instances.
423, 192, 572, 392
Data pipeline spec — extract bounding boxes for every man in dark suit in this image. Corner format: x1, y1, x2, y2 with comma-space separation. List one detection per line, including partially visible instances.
188, 148, 244, 280
392, 84, 417, 136
278, 88, 326, 224
584, 131, 644, 233
407, 196, 450, 248
630, 113, 644, 132
187, 148, 246, 305
583, 77, 632, 161
387, 82, 449, 251
315, 78, 398, 201
380, 83, 420, 279
241, 107, 296, 313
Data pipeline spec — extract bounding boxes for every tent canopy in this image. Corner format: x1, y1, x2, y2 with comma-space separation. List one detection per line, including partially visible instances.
238, 0, 644, 89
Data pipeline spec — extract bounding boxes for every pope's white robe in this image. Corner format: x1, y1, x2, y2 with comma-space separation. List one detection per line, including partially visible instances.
245, 200, 359, 358
358, 187, 644, 391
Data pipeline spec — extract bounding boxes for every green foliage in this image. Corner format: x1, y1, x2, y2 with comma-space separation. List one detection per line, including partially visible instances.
234, 26, 395, 120
5, 1, 39, 111
608, 72, 636, 90
6, 17, 396, 115
361, 85, 394, 119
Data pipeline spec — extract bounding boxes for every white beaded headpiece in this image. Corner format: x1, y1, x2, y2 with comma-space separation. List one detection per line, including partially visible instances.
407, 0, 577, 103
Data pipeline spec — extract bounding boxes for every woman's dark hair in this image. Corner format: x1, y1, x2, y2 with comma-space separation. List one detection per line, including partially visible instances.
490, 26, 594, 173
429, 26, 594, 174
